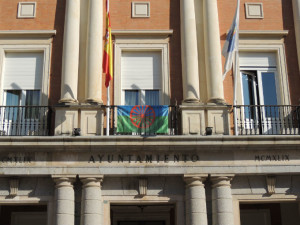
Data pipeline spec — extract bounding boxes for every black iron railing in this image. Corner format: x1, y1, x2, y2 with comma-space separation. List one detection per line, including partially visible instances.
0, 106, 52, 136
234, 105, 300, 135
105, 105, 179, 136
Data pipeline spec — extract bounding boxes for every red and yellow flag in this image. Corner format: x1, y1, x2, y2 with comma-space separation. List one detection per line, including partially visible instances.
103, 0, 113, 87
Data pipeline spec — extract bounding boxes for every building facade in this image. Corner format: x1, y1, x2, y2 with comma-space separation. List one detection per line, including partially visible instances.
0, 0, 300, 225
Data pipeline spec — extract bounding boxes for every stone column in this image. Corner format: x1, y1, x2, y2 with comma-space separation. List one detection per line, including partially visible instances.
60, 0, 80, 103
211, 176, 234, 225
85, 0, 103, 103
180, 0, 201, 103
292, 0, 300, 73
80, 176, 104, 225
53, 176, 76, 225
184, 175, 208, 225
203, 0, 225, 103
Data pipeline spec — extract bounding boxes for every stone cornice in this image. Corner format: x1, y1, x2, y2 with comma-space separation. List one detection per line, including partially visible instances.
112, 29, 173, 36
239, 30, 289, 39
0, 135, 300, 152
0, 30, 56, 38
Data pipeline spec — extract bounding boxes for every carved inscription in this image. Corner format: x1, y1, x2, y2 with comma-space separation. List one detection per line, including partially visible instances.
1, 155, 33, 163
255, 155, 290, 162
89, 154, 200, 164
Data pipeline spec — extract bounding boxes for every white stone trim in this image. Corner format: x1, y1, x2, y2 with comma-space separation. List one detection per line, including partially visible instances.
103, 196, 184, 225
0, 44, 52, 105
131, 2, 150, 18
112, 29, 173, 36
114, 36, 170, 105
17, 2, 37, 19
239, 30, 288, 38
245, 3, 264, 19
0, 30, 56, 38
237, 33, 291, 106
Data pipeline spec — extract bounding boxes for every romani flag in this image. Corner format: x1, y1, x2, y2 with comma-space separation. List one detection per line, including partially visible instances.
117, 105, 169, 134
103, 0, 113, 87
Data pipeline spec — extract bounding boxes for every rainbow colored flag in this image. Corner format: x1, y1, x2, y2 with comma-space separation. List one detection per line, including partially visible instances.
117, 105, 169, 134
103, 0, 113, 87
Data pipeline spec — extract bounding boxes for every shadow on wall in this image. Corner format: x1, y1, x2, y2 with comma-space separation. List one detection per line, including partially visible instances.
282, 0, 300, 105
48, 0, 66, 135
169, 0, 183, 105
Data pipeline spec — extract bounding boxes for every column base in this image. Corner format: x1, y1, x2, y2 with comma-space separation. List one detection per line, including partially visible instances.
180, 103, 206, 135
80, 108, 104, 136
180, 103, 231, 135
85, 98, 103, 104
54, 104, 104, 136
183, 98, 201, 103
207, 98, 226, 105
55, 107, 79, 136
59, 98, 79, 104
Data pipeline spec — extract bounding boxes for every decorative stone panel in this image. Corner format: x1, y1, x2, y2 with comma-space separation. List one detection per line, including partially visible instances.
18, 2, 36, 18
245, 3, 264, 19
132, 2, 150, 18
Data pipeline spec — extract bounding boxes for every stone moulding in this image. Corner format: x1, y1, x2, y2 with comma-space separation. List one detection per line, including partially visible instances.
266, 176, 276, 195
9, 178, 19, 197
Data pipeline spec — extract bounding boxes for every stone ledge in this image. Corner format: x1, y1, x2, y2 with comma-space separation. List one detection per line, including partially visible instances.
0, 135, 299, 152
0, 30, 57, 38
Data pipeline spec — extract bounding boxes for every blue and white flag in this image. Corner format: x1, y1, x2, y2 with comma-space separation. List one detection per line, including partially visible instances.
222, 0, 240, 80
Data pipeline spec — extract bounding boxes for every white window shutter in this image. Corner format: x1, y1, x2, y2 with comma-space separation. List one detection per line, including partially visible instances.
239, 52, 277, 68
121, 51, 162, 90
3, 52, 44, 90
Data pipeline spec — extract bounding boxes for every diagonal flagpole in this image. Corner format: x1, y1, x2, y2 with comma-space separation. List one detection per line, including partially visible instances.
222, 0, 240, 135
233, 0, 240, 136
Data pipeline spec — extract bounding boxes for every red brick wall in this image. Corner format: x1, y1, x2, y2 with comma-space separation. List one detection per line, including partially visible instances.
0, 0, 65, 106
219, 0, 300, 105
107, 0, 182, 105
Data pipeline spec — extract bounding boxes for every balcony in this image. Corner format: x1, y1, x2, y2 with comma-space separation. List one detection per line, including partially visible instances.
1, 105, 300, 137
234, 105, 300, 135
0, 106, 52, 136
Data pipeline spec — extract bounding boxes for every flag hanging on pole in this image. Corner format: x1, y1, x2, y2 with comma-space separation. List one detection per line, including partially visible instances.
222, 0, 240, 80
103, 0, 113, 87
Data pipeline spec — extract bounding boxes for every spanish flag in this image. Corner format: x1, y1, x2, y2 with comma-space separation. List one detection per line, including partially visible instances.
103, 0, 113, 87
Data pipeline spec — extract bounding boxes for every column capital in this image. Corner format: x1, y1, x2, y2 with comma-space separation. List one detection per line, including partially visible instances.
184, 174, 208, 187
211, 175, 234, 188
52, 175, 76, 188
79, 175, 104, 188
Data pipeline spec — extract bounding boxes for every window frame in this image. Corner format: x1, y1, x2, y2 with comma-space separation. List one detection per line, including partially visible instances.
0, 31, 54, 106
113, 31, 171, 106
240, 68, 280, 106
236, 31, 290, 106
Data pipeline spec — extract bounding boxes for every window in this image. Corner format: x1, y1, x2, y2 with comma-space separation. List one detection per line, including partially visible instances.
121, 51, 162, 105
113, 31, 171, 106
239, 52, 287, 134
1, 52, 44, 135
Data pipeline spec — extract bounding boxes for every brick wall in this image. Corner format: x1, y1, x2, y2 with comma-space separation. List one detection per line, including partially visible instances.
219, 0, 300, 105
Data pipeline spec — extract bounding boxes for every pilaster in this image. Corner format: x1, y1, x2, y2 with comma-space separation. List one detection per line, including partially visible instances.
60, 0, 80, 103
85, 0, 103, 103
80, 175, 104, 225
211, 176, 234, 225
53, 175, 76, 225
180, 0, 201, 103
184, 174, 208, 225
292, 0, 300, 73
203, 0, 225, 103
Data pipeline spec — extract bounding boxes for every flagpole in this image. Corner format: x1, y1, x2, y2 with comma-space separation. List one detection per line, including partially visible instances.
233, 51, 239, 136
233, 0, 240, 136
106, 86, 110, 136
